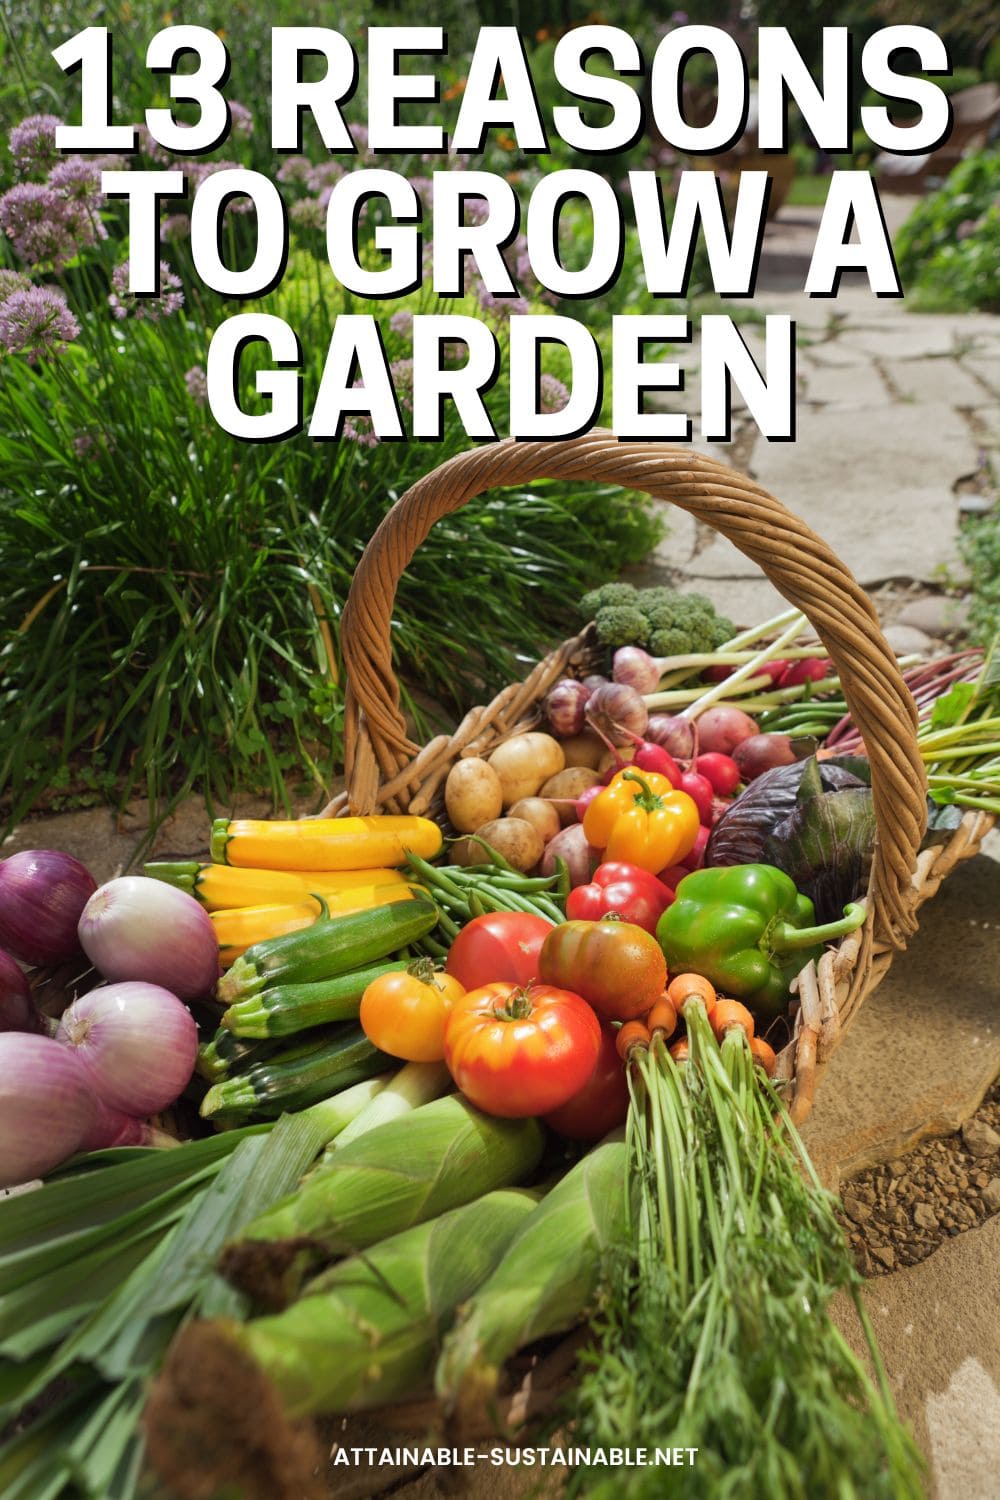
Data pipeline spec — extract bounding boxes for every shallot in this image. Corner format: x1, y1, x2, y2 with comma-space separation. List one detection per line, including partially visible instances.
613, 647, 668, 695
586, 682, 649, 746
57, 981, 198, 1117
0, 948, 45, 1033
644, 714, 697, 762
545, 679, 592, 737
0, 849, 96, 966
78, 876, 219, 999
0, 1032, 98, 1187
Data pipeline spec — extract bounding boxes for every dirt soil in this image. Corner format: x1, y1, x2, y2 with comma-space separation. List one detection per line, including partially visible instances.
839, 1079, 1000, 1276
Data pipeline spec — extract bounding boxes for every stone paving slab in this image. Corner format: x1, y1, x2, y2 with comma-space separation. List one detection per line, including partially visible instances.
880, 358, 988, 408
831, 1215, 1000, 1500
800, 356, 894, 408
802, 850, 1000, 1191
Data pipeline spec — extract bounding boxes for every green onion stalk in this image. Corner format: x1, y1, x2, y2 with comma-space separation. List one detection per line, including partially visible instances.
566, 1006, 926, 1499
0, 1073, 396, 1500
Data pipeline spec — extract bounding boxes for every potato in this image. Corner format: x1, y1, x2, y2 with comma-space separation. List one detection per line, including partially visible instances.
450, 818, 543, 874
488, 733, 565, 808
508, 796, 562, 845
445, 757, 504, 833
539, 767, 602, 826
598, 746, 635, 779
559, 730, 606, 770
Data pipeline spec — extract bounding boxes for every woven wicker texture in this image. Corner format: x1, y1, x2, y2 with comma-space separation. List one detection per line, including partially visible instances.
337, 433, 927, 953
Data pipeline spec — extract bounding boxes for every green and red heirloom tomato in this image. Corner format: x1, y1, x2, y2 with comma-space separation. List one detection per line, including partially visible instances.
443, 981, 600, 1119
444, 912, 553, 991
539, 917, 667, 1023
543, 1023, 630, 1141
359, 961, 466, 1063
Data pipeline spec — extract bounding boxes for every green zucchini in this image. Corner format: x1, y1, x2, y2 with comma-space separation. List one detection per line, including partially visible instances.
221, 961, 409, 1040
196, 1028, 286, 1082
199, 1026, 392, 1121
216, 895, 438, 1005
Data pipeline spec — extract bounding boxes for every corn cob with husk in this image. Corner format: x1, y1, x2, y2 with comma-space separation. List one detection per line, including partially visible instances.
219, 1095, 545, 1308
436, 1133, 628, 1425
145, 1188, 540, 1500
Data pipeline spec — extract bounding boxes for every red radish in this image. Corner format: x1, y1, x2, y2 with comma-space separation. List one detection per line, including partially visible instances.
679, 770, 714, 823
707, 796, 733, 826
694, 753, 740, 797
778, 657, 831, 688
659, 866, 687, 890
575, 783, 604, 821
682, 826, 710, 870
694, 706, 758, 755
732, 733, 798, 781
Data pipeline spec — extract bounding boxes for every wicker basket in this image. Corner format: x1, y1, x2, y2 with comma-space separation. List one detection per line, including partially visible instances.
321, 431, 995, 1125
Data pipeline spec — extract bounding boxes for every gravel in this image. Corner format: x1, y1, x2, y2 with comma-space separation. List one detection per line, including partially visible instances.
839, 1079, 1000, 1277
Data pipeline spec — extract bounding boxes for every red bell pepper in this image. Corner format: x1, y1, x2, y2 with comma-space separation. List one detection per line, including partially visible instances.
565, 861, 675, 934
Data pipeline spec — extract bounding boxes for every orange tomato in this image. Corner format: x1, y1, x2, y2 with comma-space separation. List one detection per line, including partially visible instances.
359, 963, 465, 1062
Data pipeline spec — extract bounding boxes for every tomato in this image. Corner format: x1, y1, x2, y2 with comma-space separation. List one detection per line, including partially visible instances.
443, 981, 600, 1118
360, 963, 466, 1062
543, 1024, 629, 1141
444, 912, 553, 990
539, 918, 666, 1023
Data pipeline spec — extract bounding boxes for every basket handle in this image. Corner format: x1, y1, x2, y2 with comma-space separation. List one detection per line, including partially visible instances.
338, 431, 927, 947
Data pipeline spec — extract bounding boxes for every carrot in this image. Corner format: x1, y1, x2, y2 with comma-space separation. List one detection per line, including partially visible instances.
749, 1036, 777, 1076
616, 1020, 650, 1063
668, 1036, 690, 1062
645, 996, 678, 1040
710, 999, 755, 1041
666, 972, 716, 1017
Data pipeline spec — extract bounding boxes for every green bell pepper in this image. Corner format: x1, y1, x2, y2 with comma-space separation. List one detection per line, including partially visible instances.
656, 863, 866, 1017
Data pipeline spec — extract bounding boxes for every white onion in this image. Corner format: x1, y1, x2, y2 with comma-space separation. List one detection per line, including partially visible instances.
0, 1032, 98, 1188
78, 876, 219, 999
57, 981, 198, 1117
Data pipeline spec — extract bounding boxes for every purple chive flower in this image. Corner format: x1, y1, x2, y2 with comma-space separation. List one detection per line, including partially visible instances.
277, 155, 314, 186
389, 308, 413, 334
108, 259, 184, 321
135, 124, 171, 164
539, 373, 570, 414
0, 183, 78, 269
47, 156, 102, 200
160, 214, 191, 241
0, 268, 32, 303
0, 285, 79, 359
306, 161, 345, 192
184, 366, 208, 404
290, 197, 326, 230
478, 284, 529, 319
8, 115, 63, 175
389, 357, 414, 412
342, 415, 379, 448
72, 431, 99, 458
187, 161, 255, 213
228, 101, 254, 136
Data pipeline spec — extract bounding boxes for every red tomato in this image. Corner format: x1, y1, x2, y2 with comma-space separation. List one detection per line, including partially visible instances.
443, 981, 600, 1119
539, 918, 666, 1023
445, 912, 553, 990
544, 1023, 629, 1141
694, 753, 740, 797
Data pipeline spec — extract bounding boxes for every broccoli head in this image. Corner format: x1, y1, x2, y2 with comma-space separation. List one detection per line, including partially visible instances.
594, 605, 649, 648
580, 582, 638, 620
649, 625, 697, 657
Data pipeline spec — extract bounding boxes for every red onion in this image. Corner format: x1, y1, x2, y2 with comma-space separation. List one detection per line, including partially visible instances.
80, 1096, 168, 1151
694, 706, 759, 755
545, 678, 591, 737
645, 714, 697, 762
539, 824, 601, 887
0, 1032, 98, 1187
732, 733, 798, 781
612, 647, 666, 695
56, 981, 198, 1117
586, 682, 649, 746
78, 877, 219, 999
0, 849, 96, 966
0, 948, 45, 1033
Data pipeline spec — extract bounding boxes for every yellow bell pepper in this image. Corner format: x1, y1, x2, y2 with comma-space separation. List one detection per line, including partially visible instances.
582, 770, 700, 874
